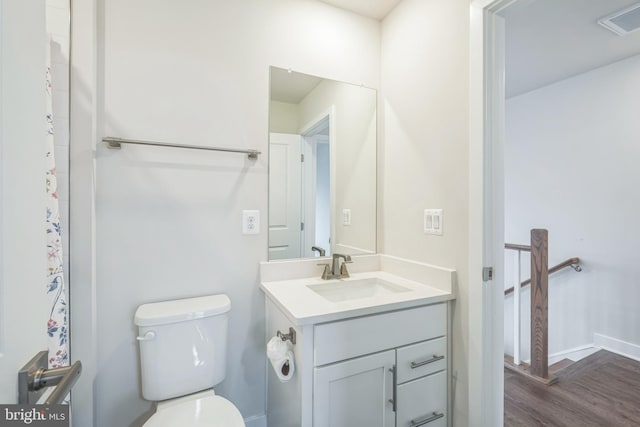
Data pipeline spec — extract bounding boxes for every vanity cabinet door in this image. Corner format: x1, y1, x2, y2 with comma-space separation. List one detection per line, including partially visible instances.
396, 371, 447, 427
313, 350, 396, 427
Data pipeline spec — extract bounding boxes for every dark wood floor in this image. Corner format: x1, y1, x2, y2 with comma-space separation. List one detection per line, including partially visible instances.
505, 350, 640, 426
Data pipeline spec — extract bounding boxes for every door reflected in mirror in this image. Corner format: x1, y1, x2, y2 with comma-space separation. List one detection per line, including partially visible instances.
268, 67, 376, 260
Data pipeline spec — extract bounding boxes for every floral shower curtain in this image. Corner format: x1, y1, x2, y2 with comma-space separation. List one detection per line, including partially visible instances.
45, 41, 69, 369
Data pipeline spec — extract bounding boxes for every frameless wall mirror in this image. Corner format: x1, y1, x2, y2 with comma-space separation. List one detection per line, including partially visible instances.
268, 66, 377, 260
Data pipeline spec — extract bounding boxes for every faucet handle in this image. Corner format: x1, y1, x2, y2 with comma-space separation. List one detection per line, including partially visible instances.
339, 262, 351, 278
317, 264, 332, 280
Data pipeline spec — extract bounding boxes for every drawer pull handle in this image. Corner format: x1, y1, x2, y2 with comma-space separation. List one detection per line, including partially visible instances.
410, 411, 444, 426
410, 354, 444, 369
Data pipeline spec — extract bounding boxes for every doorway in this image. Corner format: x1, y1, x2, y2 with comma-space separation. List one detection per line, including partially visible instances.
471, 0, 640, 424
268, 114, 332, 260
300, 115, 331, 258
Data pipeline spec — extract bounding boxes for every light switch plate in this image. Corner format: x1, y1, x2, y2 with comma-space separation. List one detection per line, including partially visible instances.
424, 209, 443, 235
242, 210, 260, 234
342, 209, 351, 226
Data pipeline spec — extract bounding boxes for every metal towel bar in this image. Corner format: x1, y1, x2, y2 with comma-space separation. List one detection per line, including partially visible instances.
103, 137, 261, 159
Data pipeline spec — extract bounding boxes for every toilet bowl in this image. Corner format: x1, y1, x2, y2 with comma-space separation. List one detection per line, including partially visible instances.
143, 390, 244, 427
134, 294, 245, 427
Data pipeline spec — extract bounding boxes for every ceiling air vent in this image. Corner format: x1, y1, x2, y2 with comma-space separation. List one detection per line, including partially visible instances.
599, 2, 640, 36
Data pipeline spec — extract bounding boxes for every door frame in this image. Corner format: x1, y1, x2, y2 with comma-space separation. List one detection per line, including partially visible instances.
299, 106, 335, 257
469, 0, 518, 424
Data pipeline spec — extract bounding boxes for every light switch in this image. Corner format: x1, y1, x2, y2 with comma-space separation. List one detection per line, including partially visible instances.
342, 209, 351, 226
424, 209, 443, 235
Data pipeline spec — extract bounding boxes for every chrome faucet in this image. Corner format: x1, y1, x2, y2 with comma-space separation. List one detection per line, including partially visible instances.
319, 253, 353, 279
311, 246, 326, 257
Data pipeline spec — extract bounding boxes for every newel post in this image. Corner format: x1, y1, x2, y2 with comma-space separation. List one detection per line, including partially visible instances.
530, 229, 549, 379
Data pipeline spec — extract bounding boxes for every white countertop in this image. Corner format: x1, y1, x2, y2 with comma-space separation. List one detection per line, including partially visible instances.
260, 270, 454, 326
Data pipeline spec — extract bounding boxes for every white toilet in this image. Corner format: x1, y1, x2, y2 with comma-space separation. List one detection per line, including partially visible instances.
134, 294, 245, 427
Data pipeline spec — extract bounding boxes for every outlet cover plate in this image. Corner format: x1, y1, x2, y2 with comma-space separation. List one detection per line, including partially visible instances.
243, 210, 260, 234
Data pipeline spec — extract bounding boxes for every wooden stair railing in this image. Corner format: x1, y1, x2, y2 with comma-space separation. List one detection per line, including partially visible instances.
503, 229, 582, 386
530, 229, 549, 380
504, 257, 581, 296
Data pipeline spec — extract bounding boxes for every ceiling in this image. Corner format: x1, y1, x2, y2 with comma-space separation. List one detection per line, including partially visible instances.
311, 0, 640, 98
270, 67, 323, 104
503, 0, 640, 98
317, 0, 402, 20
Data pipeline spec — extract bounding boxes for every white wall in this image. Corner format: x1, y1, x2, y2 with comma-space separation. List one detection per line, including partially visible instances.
380, 0, 470, 425
94, 1, 380, 426
269, 100, 298, 134
505, 54, 640, 357
0, 0, 49, 403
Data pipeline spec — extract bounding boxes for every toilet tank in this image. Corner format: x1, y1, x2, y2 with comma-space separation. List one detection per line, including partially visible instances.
134, 294, 231, 401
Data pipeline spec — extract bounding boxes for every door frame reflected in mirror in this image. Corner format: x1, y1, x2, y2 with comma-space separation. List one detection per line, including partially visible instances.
299, 109, 334, 259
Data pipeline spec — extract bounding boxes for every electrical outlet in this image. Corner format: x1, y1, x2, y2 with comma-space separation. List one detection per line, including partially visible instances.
342, 209, 351, 226
424, 209, 443, 235
242, 210, 260, 234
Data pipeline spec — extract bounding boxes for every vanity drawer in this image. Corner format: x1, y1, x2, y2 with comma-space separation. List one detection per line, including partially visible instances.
397, 337, 447, 384
314, 303, 446, 366
397, 371, 447, 427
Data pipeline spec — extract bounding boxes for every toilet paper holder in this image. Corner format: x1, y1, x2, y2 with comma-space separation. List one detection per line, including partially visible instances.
277, 327, 296, 345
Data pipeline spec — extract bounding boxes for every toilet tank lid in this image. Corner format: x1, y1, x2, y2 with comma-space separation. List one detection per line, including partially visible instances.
134, 294, 231, 327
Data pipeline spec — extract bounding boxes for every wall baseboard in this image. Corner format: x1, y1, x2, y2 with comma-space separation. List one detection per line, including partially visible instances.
244, 415, 267, 427
594, 333, 640, 362
547, 344, 599, 365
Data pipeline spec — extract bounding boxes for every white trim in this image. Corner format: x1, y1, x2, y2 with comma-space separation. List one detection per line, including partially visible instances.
301, 136, 316, 257
547, 344, 599, 365
549, 344, 597, 360
518, 345, 599, 365
513, 251, 521, 365
244, 414, 267, 427
469, 0, 516, 424
0, 0, 5, 356
594, 334, 640, 362
299, 106, 336, 258
69, 0, 99, 424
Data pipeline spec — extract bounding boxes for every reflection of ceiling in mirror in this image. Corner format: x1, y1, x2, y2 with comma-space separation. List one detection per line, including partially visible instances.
270, 68, 323, 103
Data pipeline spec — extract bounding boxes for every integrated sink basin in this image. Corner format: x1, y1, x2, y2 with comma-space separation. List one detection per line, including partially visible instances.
307, 277, 412, 303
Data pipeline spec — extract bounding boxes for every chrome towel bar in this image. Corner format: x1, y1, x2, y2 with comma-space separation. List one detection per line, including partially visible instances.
103, 137, 261, 159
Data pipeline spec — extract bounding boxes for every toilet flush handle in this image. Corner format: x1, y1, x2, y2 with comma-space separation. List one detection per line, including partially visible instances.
136, 331, 156, 341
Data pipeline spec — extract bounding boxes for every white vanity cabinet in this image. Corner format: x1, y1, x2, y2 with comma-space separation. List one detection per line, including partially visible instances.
265, 299, 450, 427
